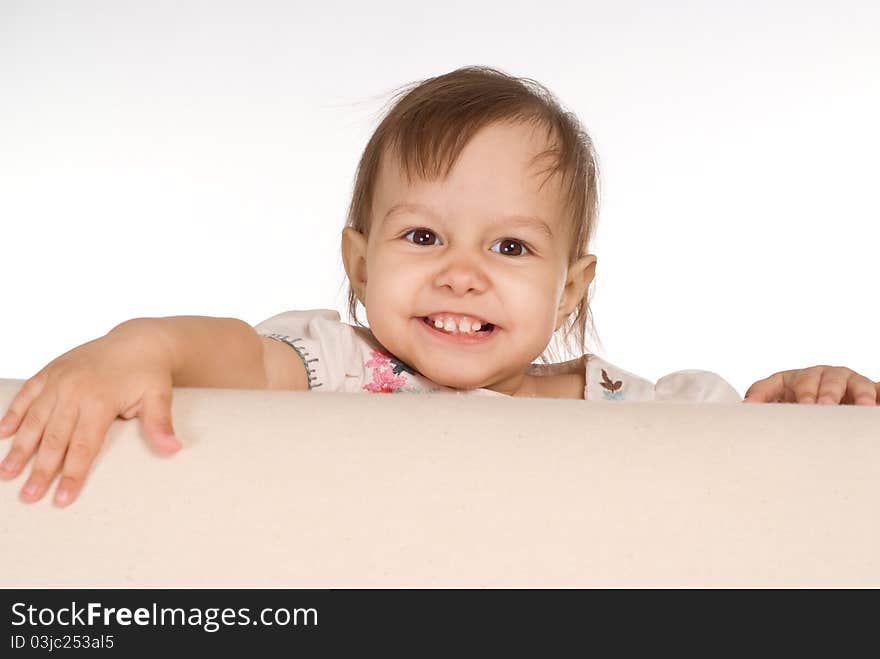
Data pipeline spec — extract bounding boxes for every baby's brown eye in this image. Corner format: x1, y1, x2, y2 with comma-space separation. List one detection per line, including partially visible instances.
404, 229, 439, 246
491, 239, 530, 257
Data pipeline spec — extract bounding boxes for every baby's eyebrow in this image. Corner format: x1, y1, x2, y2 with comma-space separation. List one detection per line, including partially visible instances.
384, 202, 554, 240
492, 215, 554, 240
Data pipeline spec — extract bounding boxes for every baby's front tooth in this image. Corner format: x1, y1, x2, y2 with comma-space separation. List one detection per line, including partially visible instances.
458, 318, 470, 333
443, 318, 457, 332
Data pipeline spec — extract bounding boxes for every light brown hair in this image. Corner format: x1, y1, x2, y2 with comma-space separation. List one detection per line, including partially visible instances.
341, 65, 604, 364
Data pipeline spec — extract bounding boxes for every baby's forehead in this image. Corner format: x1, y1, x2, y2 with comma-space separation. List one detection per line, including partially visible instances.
369, 120, 571, 236
383, 120, 560, 175
377, 129, 565, 202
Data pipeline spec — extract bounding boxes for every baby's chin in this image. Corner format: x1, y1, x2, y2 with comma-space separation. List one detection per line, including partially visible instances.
411, 361, 500, 391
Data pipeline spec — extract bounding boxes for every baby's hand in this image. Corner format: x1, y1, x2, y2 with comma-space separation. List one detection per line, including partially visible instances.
743, 365, 878, 405
0, 321, 182, 507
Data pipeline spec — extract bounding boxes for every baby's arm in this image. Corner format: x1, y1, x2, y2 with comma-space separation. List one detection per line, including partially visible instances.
141, 316, 308, 390
0, 316, 308, 507
152, 316, 306, 390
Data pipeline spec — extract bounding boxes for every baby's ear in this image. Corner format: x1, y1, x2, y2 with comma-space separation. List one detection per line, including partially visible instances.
341, 228, 369, 301
557, 254, 597, 322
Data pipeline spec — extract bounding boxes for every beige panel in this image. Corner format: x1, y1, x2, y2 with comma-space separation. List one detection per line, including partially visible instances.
0, 378, 878, 587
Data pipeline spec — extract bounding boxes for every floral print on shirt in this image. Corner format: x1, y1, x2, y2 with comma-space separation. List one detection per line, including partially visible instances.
363, 349, 437, 393
365, 348, 621, 397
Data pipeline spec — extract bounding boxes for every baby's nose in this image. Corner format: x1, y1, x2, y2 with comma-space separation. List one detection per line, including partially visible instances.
433, 253, 489, 294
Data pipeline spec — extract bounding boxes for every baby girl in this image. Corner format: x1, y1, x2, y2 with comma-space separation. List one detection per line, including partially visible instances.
1, 66, 877, 508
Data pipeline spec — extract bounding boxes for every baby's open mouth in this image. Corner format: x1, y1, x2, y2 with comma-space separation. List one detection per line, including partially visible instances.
420, 316, 496, 335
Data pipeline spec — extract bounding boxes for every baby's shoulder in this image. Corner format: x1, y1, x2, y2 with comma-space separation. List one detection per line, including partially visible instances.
254, 308, 373, 346
525, 354, 654, 401
253, 308, 433, 395
583, 354, 655, 401
253, 308, 380, 392
584, 354, 741, 403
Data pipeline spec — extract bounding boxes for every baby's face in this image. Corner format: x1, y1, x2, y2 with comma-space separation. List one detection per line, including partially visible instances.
346, 120, 593, 393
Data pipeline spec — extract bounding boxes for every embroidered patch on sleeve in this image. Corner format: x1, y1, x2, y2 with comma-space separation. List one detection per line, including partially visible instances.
600, 368, 624, 401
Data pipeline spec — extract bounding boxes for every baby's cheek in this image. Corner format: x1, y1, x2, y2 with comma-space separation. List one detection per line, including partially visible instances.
363, 296, 408, 350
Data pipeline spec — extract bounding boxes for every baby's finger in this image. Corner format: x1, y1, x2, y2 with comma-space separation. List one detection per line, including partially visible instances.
841, 374, 877, 406
0, 373, 49, 438
743, 374, 774, 402
790, 367, 825, 404
140, 388, 181, 453
19, 403, 80, 503
54, 409, 116, 507
0, 389, 58, 481
743, 372, 790, 403
814, 367, 853, 404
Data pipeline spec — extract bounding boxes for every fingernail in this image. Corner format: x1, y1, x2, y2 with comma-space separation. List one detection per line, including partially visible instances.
22, 480, 40, 498
799, 396, 815, 404
817, 396, 835, 404
55, 487, 71, 506
0, 457, 19, 474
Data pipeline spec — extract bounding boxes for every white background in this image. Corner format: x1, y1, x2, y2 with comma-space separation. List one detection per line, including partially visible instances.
1, 0, 877, 397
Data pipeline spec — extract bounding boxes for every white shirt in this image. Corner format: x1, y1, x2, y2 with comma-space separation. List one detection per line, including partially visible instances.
254, 309, 742, 403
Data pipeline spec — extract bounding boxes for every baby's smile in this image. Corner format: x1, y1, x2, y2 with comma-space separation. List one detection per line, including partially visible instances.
416, 315, 501, 346
423, 312, 496, 334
